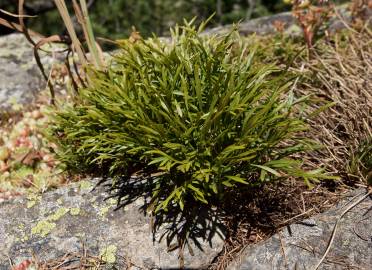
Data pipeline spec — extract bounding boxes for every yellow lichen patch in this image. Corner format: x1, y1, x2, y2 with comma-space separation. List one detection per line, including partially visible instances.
100, 244, 117, 264
57, 198, 63, 204
26, 194, 41, 209
79, 180, 93, 190
31, 220, 56, 237
49, 207, 69, 221
107, 198, 118, 206
30, 207, 69, 237
98, 198, 117, 218
27, 200, 36, 209
75, 232, 86, 238
16, 224, 29, 242
70, 208, 81, 216
99, 206, 110, 217
21, 235, 29, 242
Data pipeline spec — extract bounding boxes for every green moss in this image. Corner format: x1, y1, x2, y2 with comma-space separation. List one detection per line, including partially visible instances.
100, 244, 117, 264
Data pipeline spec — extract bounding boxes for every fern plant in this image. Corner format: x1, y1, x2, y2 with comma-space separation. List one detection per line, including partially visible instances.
49, 20, 335, 213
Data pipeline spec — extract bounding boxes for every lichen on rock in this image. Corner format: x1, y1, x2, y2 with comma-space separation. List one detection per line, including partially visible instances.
31, 220, 56, 237
70, 208, 81, 216
100, 244, 118, 264
0, 179, 224, 269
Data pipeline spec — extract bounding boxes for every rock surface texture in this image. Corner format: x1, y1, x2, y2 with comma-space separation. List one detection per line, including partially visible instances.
0, 33, 49, 111
228, 189, 372, 270
0, 179, 224, 269
205, 4, 351, 37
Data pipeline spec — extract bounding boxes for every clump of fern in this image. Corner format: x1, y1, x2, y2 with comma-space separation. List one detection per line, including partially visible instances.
49, 20, 335, 213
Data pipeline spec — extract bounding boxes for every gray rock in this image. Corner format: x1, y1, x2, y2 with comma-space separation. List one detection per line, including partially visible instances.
228, 189, 372, 270
204, 4, 352, 37
0, 179, 224, 269
0, 33, 50, 111
0, 0, 54, 13
204, 11, 297, 36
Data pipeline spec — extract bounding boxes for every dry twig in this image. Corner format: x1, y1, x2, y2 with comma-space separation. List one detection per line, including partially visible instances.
312, 190, 372, 270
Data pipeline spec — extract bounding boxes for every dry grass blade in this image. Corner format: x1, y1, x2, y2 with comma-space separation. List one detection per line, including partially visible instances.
1, 0, 57, 105
1, 0, 108, 107
1, 1, 71, 105
33, 35, 68, 105
18, 0, 36, 46
26, 249, 134, 270
0, 8, 36, 18
0, 17, 43, 37
296, 27, 372, 183
313, 190, 372, 270
75, 0, 105, 68
209, 180, 343, 270
72, 0, 97, 67
64, 50, 80, 93
93, 40, 106, 67
54, 0, 87, 66
33, 252, 106, 270
2, 0, 102, 104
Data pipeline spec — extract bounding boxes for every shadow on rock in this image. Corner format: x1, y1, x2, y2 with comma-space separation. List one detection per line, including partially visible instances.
97, 174, 226, 262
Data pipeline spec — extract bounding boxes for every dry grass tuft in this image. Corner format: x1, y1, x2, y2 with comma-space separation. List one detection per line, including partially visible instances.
209, 179, 351, 270
11, 249, 134, 270
297, 27, 371, 183
33, 252, 107, 270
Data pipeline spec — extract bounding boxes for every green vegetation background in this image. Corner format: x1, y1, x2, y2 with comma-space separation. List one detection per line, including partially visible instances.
80, 0, 289, 38
0, 0, 348, 39
0, 1, 279, 38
